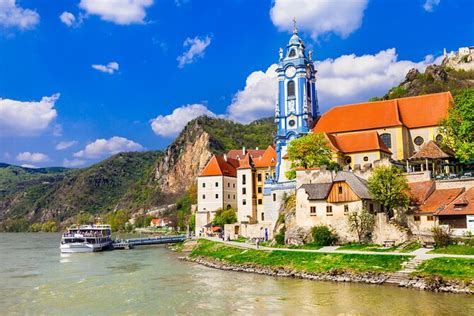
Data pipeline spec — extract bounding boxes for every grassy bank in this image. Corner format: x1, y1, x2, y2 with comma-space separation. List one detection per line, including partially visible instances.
429, 245, 474, 256
337, 243, 397, 253
191, 239, 411, 273
414, 258, 474, 281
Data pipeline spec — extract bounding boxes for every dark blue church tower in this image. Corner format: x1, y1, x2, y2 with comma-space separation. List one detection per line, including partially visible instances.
274, 20, 319, 182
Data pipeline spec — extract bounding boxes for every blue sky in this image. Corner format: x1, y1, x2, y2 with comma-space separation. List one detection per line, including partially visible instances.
0, 0, 473, 168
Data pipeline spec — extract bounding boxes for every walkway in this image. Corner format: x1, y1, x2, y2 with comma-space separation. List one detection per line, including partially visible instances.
205, 237, 474, 259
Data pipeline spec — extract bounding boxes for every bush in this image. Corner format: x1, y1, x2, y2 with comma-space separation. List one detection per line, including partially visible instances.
432, 226, 452, 248
311, 225, 337, 246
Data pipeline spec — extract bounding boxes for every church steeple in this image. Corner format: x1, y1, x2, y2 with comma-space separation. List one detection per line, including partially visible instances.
273, 19, 319, 182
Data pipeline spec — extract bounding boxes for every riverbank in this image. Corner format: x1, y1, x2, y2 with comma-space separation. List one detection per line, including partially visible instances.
182, 239, 474, 295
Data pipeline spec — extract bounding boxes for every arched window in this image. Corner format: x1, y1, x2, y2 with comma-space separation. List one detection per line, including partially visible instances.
436, 134, 443, 143
306, 81, 311, 101
380, 133, 392, 148
287, 80, 295, 97
289, 49, 296, 57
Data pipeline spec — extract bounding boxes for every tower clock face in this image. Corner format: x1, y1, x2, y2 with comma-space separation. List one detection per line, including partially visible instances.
285, 66, 296, 78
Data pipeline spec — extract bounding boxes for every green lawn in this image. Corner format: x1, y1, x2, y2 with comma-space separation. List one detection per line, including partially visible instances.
429, 245, 474, 255
191, 239, 411, 273
414, 257, 474, 281
399, 241, 422, 253
337, 243, 398, 253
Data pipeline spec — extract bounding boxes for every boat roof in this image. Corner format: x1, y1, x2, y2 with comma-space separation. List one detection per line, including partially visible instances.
67, 224, 111, 230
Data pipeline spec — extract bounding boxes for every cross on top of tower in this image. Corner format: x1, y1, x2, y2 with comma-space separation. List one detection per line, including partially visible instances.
292, 17, 298, 34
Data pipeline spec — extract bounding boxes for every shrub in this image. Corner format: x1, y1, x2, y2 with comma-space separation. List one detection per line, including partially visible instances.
432, 226, 452, 248
275, 226, 286, 245
311, 225, 337, 246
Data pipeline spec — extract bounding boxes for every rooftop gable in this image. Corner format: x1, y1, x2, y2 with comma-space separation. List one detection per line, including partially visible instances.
408, 180, 436, 205
435, 187, 474, 216
333, 171, 371, 199
329, 131, 392, 154
418, 187, 464, 214
199, 155, 238, 177
253, 145, 277, 168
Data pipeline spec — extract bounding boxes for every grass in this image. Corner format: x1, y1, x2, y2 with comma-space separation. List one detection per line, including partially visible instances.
399, 241, 422, 253
337, 243, 398, 253
233, 236, 248, 243
414, 257, 474, 281
429, 244, 474, 256
191, 239, 411, 273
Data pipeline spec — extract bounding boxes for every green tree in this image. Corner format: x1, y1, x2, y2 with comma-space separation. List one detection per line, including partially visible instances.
346, 208, 375, 243
212, 208, 237, 227
189, 214, 196, 231
41, 220, 59, 232
440, 88, 474, 163
367, 165, 410, 218
311, 225, 338, 246
285, 133, 338, 179
105, 210, 130, 232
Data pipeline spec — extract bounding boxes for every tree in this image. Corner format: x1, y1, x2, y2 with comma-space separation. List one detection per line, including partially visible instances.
440, 88, 474, 163
212, 208, 237, 227
346, 208, 375, 243
367, 165, 410, 218
310, 225, 338, 246
285, 133, 339, 179
105, 210, 130, 232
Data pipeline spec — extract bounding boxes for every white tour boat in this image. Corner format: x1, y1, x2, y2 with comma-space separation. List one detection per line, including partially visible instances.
60, 224, 113, 253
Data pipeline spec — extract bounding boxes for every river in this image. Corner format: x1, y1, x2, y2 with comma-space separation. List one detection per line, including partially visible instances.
0, 233, 472, 315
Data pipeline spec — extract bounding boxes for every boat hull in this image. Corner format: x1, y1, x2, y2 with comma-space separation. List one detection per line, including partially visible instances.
60, 242, 112, 253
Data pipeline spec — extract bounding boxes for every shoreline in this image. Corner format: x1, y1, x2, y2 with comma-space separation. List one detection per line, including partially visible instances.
181, 255, 474, 295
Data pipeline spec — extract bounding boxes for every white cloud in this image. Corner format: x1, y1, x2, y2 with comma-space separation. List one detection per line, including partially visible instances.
59, 11, 76, 27
79, 0, 153, 25
21, 164, 38, 169
225, 48, 442, 122
226, 64, 278, 123
270, 0, 368, 39
16, 152, 49, 163
74, 136, 144, 159
177, 36, 212, 68
0, 94, 59, 136
92, 62, 119, 74
56, 140, 78, 150
0, 0, 40, 30
423, 0, 440, 12
63, 158, 86, 168
315, 48, 439, 110
151, 104, 215, 137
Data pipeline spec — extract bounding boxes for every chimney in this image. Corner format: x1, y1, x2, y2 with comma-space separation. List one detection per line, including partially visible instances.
242, 146, 246, 155
256, 147, 259, 151
223, 154, 227, 161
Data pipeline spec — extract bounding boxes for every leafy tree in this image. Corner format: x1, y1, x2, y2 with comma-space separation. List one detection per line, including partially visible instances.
189, 214, 196, 231
105, 210, 130, 232
285, 133, 338, 179
75, 212, 93, 225
440, 88, 474, 163
212, 208, 237, 227
367, 165, 410, 218
41, 220, 59, 232
346, 208, 375, 243
30, 223, 43, 232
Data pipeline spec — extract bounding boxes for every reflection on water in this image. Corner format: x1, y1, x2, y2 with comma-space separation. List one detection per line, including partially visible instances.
0, 233, 473, 315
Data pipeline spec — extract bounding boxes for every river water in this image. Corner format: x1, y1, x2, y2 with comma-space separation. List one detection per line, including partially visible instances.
0, 233, 472, 315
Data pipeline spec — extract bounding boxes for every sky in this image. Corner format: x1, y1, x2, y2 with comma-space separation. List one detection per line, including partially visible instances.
0, 0, 473, 168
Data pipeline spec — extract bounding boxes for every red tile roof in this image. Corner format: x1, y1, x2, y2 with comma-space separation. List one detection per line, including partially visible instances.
227, 149, 266, 160
417, 188, 464, 214
199, 155, 239, 177
326, 131, 392, 154
435, 188, 474, 216
313, 92, 451, 133
237, 153, 252, 169
409, 141, 454, 160
408, 181, 435, 205
253, 145, 277, 168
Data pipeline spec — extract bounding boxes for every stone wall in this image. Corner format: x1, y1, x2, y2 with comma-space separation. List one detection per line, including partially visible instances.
372, 213, 409, 244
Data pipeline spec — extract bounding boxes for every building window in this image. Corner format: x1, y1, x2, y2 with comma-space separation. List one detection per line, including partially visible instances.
380, 133, 392, 148
287, 80, 295, 97
233, 195, 235, 199
427, 216, 434, 221
363, 156, 369, 162
215, 182, 219, 187
273, 193, 276, 202
258, 199, 263, 205
233, 183, 235, 188
202, 183, 205, 188
344, 205, 349, 214
226, 204, 231, 210
435, 134, 443, 143
261, 213, 265, 221
257, 173, 262, 182
369, 204, 374, 212
310, 206, 316, 215
215, 194, 219, 199
227, 183, 230, 188
242, 187, 246, 195
414, 215, 421, 222
344, 156, 352, 165
258, 187, 262, 194
326, 205, 333, 216
414, 136, 424, 146
243, 199, 246, 205
289, 49, 296, 58
242, 174, 246, 185
202, 194, 205, 199
338, 186, 343, 194
228, 194, 230, 199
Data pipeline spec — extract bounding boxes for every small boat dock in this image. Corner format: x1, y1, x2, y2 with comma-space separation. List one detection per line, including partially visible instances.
112, 235, 187, 250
